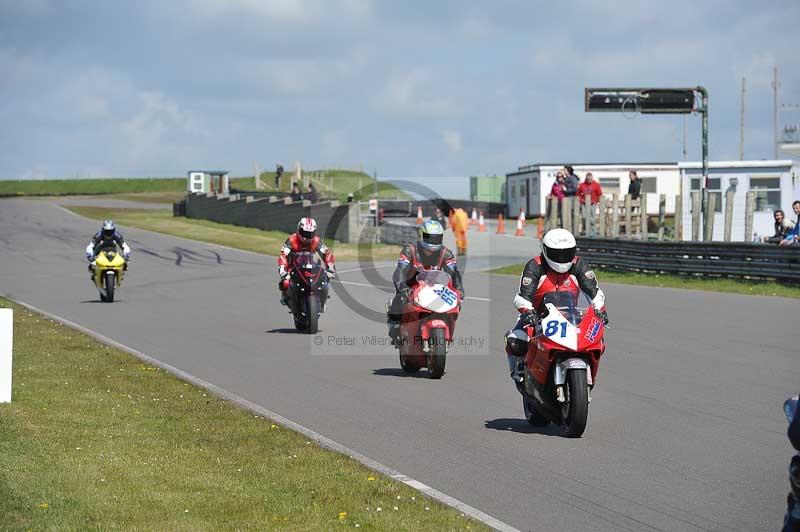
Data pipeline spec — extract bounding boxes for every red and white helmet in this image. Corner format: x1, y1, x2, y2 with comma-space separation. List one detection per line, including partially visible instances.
297, 217, 318, 243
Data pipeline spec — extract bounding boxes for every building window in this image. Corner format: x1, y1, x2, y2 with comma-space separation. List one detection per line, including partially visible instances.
750, 176, 781, 212
640, 177, 657, 194
690, 177, 722, 212
598, 177, 620, 194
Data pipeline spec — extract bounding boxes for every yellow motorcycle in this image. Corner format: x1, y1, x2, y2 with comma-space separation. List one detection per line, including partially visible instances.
93, 249, 127, 302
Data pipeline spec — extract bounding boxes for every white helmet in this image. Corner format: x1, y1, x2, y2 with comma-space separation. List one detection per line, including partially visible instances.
297, 217, 317, 244
541, 228, 576, 273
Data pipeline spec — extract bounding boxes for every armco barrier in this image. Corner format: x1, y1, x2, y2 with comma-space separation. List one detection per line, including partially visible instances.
184, 193, 359, 244
576, 238, 800, 283
378, 220, 419, 245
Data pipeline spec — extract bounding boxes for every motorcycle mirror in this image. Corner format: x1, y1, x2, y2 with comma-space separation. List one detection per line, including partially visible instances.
785, 396, 799, 424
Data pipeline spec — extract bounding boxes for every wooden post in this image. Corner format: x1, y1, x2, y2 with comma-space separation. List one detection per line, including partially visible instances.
744, 191, 755, 241
572, 195, 581, 235
704, 193, 716, 241
562, 197, 573, 235
723, 190, 735, 242
640, 194, 648, 239
583, 194, 593, 237
611, 194, 619, 237
691, 191, 701, 241
598, 196, 607, 237
657, 194, 666, 240
624, 194, 632, 237
548, 196, 559, 230
674, 195, 682, 241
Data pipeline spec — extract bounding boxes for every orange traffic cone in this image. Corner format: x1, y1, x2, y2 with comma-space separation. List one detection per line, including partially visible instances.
537, 217, 544, 239
416, 206, 424, 225
496, 214, 506, 234
514, 211, 525, 236
478, 211, 487, 232
470, 208, 478, 227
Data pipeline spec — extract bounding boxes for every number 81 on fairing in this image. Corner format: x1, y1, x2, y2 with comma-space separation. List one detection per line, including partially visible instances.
544, 320, 568, 338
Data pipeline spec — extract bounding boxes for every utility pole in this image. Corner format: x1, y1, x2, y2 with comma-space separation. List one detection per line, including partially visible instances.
772, 67, 780, 159
739, 77, 746, 160
683, 115, 687, 158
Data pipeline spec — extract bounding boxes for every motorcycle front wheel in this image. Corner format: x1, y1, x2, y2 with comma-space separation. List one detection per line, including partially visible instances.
305, 296, 320, 334
562, 369, 589, 438
104, 272, 115, 303
426, 328, 446, 379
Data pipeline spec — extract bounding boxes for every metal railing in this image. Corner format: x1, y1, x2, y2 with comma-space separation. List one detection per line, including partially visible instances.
577, 238, 800, 283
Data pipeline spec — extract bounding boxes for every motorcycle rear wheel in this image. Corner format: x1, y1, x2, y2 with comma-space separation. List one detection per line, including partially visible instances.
562, 370, 589, 438
426, 328, 446, 379
104, 272, 115, 303
399, 353, 420, 373
523, 396, 549, 427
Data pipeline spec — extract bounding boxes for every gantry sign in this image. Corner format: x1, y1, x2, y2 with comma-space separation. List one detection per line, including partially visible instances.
585, 87, 709, 236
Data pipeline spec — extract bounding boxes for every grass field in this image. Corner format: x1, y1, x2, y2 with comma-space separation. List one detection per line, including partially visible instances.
486, 263, 800, 299
0, 298, 485, 531
0, 171, 407, 203
68, 207, 401, 262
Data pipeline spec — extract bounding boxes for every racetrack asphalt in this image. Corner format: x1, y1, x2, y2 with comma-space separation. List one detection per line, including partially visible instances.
1, 198, 797, 531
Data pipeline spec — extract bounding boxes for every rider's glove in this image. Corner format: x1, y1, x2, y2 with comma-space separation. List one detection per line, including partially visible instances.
86, 253, 94, 262
123, 253, 131, 261
595, 309, 610, 326
326, 268, 336, 279
521, 310, 540, 328
398, 284, 412, 301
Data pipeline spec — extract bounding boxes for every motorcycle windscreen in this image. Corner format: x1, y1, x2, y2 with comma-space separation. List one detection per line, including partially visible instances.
539, 292, 591, 351
415, 270, 451, 286
292, 251, 321, 271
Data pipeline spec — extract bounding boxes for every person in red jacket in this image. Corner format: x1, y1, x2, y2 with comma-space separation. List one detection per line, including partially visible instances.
278, 217, 336, 305
576, 172, 603, 236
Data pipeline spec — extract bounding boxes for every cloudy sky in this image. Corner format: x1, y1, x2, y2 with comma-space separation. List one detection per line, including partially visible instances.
1, 0, 798, 196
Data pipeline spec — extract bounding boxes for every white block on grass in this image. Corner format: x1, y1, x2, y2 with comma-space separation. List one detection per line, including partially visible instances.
0, 308, 12, 403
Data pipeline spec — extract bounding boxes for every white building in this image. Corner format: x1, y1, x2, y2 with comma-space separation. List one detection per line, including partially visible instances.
506, 160, 799, 241
506, 162, 680, 217
187, 170, 230, 194
678, 160, 798, 241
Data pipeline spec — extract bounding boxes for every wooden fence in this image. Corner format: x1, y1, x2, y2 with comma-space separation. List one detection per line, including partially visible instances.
544, 191, 758, 242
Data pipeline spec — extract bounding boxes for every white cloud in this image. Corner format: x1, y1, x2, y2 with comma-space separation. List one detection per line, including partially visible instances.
441, 130, 463, 153
374, 70, 460, 118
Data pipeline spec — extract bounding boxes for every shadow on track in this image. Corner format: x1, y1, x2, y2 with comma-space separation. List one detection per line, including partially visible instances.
372, 368, 437, 379
484, 418, 561, 436
266, 328, 305, 334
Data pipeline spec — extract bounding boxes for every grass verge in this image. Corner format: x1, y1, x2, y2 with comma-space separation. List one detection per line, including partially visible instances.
0, 297, 486, 530
67, 206, 400, 262
486, 263, 800, 299
0, 172, 408, 202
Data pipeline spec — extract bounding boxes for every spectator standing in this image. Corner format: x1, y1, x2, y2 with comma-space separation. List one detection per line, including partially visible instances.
763, 209, 795, 244
780, 201, 800, 246
577, 173, 603, 237
563, 165, 579, 198
275, 164, 284, 189
628, 170, 642, 200
307, 183, 318, 203
433, 207, 447, 229
550, 171, 566, 226
290, 182, 303, 202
